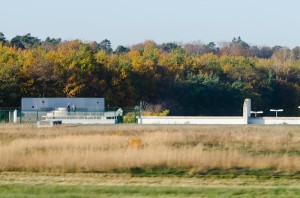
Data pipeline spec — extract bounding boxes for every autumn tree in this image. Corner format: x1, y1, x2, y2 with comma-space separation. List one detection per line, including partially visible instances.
0, 45, 21, 106
21, 49, 62, 97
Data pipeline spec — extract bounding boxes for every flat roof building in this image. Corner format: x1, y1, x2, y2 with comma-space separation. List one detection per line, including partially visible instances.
21, 98, 104, 112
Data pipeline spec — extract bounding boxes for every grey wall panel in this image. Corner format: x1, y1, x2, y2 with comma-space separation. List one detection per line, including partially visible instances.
21, 98, 104, 111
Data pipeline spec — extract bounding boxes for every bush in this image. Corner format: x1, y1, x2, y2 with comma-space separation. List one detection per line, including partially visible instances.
123, 112, 135, 123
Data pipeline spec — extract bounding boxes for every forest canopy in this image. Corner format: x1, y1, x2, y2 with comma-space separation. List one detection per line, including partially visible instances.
1, 33, 300, 116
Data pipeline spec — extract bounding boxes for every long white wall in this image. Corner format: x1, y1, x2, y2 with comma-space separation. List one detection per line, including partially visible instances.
250, 117, 300, 125
138, 99, 300, 125
138, 116, 245, 125
138, 116, 300, 125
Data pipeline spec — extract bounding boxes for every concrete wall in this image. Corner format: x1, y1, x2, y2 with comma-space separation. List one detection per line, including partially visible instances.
138, 98, 250, 125
138, 116, 300, 125
137, 99, 300, 125
138, 116, 244, 125
250, 117, 300, 125
243, 99, 251, 124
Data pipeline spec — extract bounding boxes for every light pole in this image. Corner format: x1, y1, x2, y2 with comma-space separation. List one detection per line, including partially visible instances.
270, 109, 283, 117
134, 106, 139, 123
250, 111, 263, 117
139, 100, 143, 124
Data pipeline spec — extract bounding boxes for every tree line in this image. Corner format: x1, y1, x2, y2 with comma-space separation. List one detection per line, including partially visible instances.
1, 32, 300, 116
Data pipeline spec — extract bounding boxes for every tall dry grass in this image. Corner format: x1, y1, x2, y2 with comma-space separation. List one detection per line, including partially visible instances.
0, 124, 299, 172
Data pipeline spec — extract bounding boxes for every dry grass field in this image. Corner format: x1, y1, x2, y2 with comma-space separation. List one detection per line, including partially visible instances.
0, 124, 299, 173
0, 124, 299, 197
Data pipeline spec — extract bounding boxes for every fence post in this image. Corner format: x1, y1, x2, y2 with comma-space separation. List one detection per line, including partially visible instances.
134, 110, 136, 123
13, 109, 17, 123
20, 110, 22, 124
8, 111, 12, 123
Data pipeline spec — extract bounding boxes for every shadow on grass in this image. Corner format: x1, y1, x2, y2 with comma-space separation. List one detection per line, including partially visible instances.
126, 166, 300, 179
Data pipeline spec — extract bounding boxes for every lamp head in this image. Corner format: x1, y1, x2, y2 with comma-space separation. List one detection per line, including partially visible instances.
251, 111, 263, 113
270, 109, 283, 112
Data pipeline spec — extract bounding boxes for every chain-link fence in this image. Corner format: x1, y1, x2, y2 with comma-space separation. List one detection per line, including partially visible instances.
0, 108, 22, 123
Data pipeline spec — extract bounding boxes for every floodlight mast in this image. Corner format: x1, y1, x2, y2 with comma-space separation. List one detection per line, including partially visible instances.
250, 111, 263, 117
270, 109, 283, 117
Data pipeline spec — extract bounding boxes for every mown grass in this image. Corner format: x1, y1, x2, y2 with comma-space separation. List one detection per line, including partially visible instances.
0, 171, 299, 197
0, 184, 299, 198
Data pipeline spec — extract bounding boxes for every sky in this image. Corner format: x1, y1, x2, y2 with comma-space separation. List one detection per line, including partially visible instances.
1, 0, 300, 48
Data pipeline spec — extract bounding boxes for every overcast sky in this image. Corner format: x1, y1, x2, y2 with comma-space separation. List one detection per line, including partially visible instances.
1, 0, 299, 48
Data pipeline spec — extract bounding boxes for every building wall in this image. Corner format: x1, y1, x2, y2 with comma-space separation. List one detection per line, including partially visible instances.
22, 98, 104, 111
